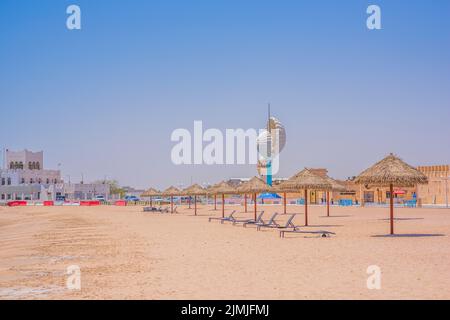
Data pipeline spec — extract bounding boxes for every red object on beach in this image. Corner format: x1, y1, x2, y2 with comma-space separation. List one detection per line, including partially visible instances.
393, 189, 406, 195
7, 201, 27, 207
115, 200, 127, 206
43, 201, 54, 206
80, 200, 101, 206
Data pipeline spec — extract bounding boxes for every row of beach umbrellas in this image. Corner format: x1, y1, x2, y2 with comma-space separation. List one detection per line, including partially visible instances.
142, 169, 348, 224
141, 154, 428, 235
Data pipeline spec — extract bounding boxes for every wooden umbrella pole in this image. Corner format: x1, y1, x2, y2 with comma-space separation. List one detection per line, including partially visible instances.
171, 196, 174, 213
283, 192, 287, 214
214, 195, 217, 210
327, 191, 330, 217
194, 195, 197, 216
222, 194, 225, 218
150, 196, 152, 207
254, 193, 257, 221
304, 189, 308, 226
390, 183, 394, 235
244, 194, 247, 213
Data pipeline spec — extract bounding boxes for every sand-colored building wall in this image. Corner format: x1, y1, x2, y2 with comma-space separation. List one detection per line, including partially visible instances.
331, 181, 416, 204
333, 165, 449, 206
417, 165, 449, 205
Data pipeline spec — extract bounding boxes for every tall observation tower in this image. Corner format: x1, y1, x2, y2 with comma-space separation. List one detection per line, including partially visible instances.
256, 104, 286, 186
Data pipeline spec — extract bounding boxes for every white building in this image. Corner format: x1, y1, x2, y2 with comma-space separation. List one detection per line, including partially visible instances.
2, 149, 61, 185
0, 149, 110, 201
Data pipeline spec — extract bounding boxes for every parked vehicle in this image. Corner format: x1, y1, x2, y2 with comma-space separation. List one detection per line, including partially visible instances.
125, 195, 140, 202
94, 195, 106, 202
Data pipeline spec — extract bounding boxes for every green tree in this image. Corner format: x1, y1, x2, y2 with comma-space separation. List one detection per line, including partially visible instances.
94, 179, 126, 198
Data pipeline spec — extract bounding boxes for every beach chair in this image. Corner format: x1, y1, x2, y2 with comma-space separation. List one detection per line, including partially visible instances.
143, 206, 159, 212
160, 206, 169, 213
252, 212, 279, 229
277, 216, 336, 238
279, 228, 335, 238
208, 210, 236, 223
232, 211, 265, 226
257, 213, 297, 231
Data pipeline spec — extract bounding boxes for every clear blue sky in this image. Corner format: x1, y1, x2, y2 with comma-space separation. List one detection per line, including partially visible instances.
1, 0, 449, 189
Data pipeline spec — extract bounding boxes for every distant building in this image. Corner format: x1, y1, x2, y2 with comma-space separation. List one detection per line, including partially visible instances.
62, 182, 110, 201
1, 149, 62, 200
0, 149, 110, 201
227, 177, 288, 188
2, 149, 61, 186
334, 165, 449, 206
123, 186, 145, 198
417, 165, 449, 206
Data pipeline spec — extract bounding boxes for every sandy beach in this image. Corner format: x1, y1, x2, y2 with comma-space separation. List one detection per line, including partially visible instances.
0, 204, 449, 300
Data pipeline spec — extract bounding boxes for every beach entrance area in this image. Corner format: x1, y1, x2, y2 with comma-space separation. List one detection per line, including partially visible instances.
1, 205, 449, 299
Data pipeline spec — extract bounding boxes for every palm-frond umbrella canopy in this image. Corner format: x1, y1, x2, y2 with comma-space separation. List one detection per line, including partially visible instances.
141, 187, 161, 207
183, 184, 206, 215
275, 169, 332, 226
322, 176, 346, 217
147, 188, 162, 196
162, 186, 181, 213
210, 181, 236, 218
354, 153, 428, 234
237, 176, 272, 220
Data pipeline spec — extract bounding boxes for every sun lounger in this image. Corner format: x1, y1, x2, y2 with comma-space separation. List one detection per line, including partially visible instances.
233, 211, 265, 226
243, 211, 277, 228
208, 210, 236, 223
252, 212, 279, 229
143, 206, 170, 213
257, 213, 297, 231
161, 207, 170, 213
143, 206, 159, 212
276, 215, 336, 238
279, 228, 335, 238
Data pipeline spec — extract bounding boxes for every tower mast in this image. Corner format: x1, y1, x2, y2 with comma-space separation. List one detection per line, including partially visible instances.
266, 103, 273, 186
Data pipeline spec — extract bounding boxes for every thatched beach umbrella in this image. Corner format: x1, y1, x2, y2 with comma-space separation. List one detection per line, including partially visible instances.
354, 154, 428, 235
183, 184, 206, 216
142, 187, 161, 207
211, 181, 236, 218
237, 176, 272, 220
322, 176, 346, 217
162, 186, 181, 213
276, 169, 331, 226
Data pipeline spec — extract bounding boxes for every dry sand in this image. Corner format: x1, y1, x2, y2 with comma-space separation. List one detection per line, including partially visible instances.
0, 204, 449, 299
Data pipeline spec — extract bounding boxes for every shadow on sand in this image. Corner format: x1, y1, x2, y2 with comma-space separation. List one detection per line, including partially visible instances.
378, 218, 424, 221
304, 224, 343, 228
372, 233, 445, 238
319, 215, 353, 218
